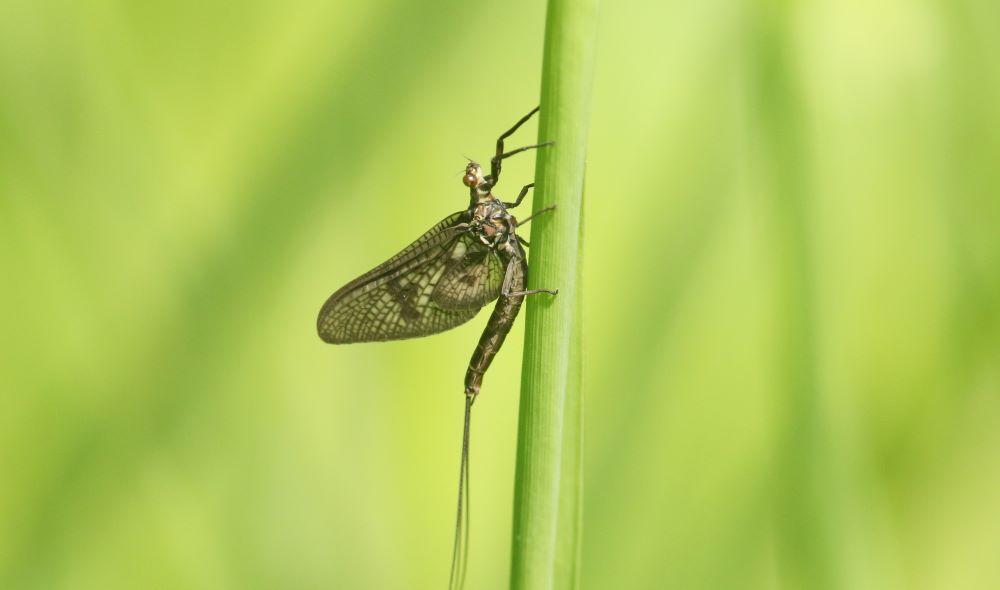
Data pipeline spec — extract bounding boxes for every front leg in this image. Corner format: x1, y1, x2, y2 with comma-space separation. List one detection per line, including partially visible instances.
490, 142, 553, 187
488, 107, 540, 187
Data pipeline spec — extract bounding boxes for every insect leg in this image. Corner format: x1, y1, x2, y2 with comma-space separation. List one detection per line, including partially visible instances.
504, 183, 534, 208
517, 236, 530, 248
515, 204, 557, 227
490, 142, 554, 185
505, 288, 559, 297
495, 107, 540, 161
489, 107, 549, 186
494, 254, 555, 296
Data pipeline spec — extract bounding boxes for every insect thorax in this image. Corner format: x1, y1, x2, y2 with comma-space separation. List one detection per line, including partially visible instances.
469, 197, 516, 251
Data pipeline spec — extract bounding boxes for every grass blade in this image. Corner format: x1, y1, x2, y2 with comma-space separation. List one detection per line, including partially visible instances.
509, 0, 599, 588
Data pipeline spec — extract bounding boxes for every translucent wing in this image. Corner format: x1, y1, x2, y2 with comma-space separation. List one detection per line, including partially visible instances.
317, 211, 482, 344
432, 235, 504, 310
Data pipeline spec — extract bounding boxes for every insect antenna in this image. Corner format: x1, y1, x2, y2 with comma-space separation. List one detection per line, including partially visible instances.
449, 392, 476, 590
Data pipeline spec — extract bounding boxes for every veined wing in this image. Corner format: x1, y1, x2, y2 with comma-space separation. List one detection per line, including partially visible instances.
432, 238, 504, 310
317, 211, 479, 343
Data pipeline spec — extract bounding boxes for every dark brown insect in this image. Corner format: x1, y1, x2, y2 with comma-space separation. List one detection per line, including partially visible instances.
316, 107, 557, 589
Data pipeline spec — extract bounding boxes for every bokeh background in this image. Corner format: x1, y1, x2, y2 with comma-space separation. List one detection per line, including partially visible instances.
2, 0, 998, 588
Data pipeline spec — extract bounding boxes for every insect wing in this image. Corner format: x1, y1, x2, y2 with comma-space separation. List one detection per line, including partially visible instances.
432, 234, 504, 310
317, 211, 480, 343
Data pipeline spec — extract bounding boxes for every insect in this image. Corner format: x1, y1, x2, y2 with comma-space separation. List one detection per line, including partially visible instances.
316, 106, 557, 589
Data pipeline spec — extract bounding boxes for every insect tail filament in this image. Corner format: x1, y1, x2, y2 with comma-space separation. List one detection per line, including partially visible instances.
449, 392, 475, 590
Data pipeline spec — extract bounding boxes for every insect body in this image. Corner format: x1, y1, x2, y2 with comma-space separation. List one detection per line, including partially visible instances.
316, 107, 557, 589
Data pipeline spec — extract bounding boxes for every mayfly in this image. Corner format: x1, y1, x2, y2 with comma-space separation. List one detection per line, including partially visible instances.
316, 107, 557, 589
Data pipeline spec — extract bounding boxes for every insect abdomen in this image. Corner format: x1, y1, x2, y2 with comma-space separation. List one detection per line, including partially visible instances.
464, 257, 527, 394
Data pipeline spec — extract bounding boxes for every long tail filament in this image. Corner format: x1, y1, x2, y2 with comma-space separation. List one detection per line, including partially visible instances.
448, 393, 476, 590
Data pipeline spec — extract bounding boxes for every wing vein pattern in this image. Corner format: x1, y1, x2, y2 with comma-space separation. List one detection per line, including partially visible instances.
317, 211, 503, 343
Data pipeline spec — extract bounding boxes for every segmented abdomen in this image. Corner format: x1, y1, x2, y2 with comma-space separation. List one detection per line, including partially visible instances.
464, 255, 527, 394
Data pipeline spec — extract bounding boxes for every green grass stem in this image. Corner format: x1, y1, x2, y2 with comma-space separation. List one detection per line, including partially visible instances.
509, 0, 598, 588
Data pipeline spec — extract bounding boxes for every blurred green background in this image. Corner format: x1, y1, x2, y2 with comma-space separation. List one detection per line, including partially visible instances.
2, 0, 998, 588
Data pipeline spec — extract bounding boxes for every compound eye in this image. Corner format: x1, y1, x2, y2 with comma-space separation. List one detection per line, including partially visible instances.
463, 173, 477, 188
